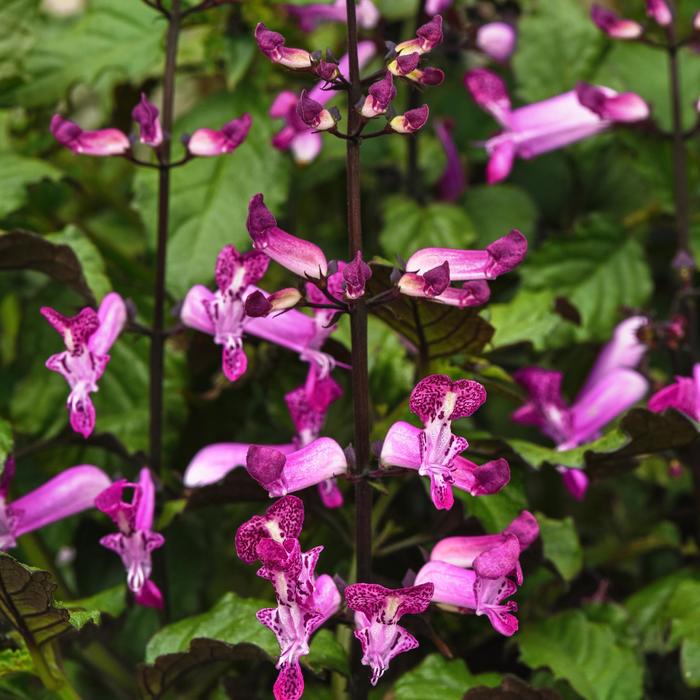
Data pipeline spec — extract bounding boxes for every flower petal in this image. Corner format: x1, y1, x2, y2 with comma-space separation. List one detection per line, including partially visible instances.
89, 292, 127, 355
476, 22, 517, 63
181, 285, 216, 334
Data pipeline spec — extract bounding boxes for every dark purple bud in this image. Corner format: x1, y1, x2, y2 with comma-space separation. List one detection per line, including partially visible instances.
245, 290, 272, 317
246, 193, 277, 241
395, 53, 420, 76
418, 67, 445, 86
343, 251, 372, 300
422, 261, 450, 296
131, 93, 163, 147
246, 445, 287, 488
297, 90, 337, 131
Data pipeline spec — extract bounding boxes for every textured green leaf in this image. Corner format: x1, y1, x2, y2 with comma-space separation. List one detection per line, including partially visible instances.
61, 585, 126, 631
518, 610, 643, 700
464, 675, 561, 699
522, 220, 652, 341
0, 647, 34, 678
367, 265, 494, 360
0, 154, 61, 218
513, 0, 602, 102
681, 633, 700, 688
537, 514, 582, 581
393, 654, 500, 700
0, 230, 98, 304
8, 0, 162, 107
379, 195, 477, 261
133, 90, 290, 297
463, 185, 538, 245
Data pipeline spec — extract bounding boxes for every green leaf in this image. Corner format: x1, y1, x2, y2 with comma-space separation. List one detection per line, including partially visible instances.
367, 265, 494, 360
0, 647, 34, 677
463, 185, 538, 245
305, 629, 348, 676
464, 675, 562, 699
8, 0, 162, 107
0, 417, 11, 467
0, 154, 61, 218
0, 229, 100, 304
61, 585, 127, 631
518, 610, 644, 700
537, 514, 582, 581
521, 219, 652, 342
379, 196, 477, 261
133, 90, 290, 297
681, 634, 700, 688
393, 654, 500, 700
513, 0, 602, 102
0, 553, 73, 688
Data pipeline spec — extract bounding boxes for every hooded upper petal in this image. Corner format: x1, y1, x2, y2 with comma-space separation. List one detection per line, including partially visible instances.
131, 94, 163, 147
89, 292, 127, 356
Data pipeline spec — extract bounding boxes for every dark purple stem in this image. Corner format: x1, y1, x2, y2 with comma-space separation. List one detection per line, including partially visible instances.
346, 0, 372, 697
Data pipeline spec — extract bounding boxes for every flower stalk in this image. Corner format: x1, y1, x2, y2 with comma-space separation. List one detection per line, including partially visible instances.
150, 0, 182, 476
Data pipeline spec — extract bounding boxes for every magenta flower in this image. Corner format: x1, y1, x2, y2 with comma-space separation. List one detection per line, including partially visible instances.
465, 68, 650, 184
343, 251, 372, 300
0, 460, 111, 550
425, 0, 452, 16
647, 0, 672, 27
344, 582, 434, 685
398, 229, 527, 306
476, 22, 517, 63
434, 119, 466, 202
246, 437, 347, 498
430, 511, 539, 572
395, 16, 443, 56
513, 316, 649, 499
381, 374, 510, 510
247, 194, 328, 279
245, 288, 303, 317
390, 104, 430, 134
359, 72, 396, 119
649, 363, 700, 422
296, 91, 338, 132
235, 496, 340, 700
286, 0, 380, 31
42, 292, 127, 438
187, 113, 252, 156
96, 468, 164, 609
255, 23, 314, 69
389, 53, 445, 87
415, 558, 519, 636
50, 114, 130, 156
270, 42, 376, 164
131, 93, 163, 147
591, 5, 643, 40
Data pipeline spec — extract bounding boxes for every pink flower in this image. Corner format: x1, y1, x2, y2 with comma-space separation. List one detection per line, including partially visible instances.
590, 4, 643, 40
286, 0, 379, 31
434, 119, 465, 202
380, 374, 510, 510
270, 42, 376, 164
51, 114, 130, 156
344, 582, 434, 685
395, 16, 443, 56
465, 68, 650, 184
390, 104, 430, 134
296, 91, 338, 132
42, 293, 127, 437
649, 363, 700, 422
96, 468, 165, 608
255, 23, 313, 69
0, 460, 110, 551
131, 93, 163, 147
389, 53, 445, 87
513, 316, 649, 499
187, 113, 252, 156
359, 72, 396, 119
646, 0, 672, 27
235, 496, 340, 700
425, 0, 452, 16
476, 22, 517, 63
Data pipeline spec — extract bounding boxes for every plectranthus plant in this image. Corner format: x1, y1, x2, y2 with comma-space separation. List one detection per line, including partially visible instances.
4, 1, 700, 699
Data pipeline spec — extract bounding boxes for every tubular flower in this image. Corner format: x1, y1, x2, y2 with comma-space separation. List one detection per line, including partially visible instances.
248, 194, 328, 278
131, 93, 163, 147
513, 316, 649, 500
187, 113, 252, 156
465, 68, 650, 184
344, 583, 434, 685
286, 0, 380, 31
50, 114, 130, 156
0, 460, 111, 551
381, 374, 510, 510
96, 468, 165, 609
270, 42, 376, 164
430, 511, 540, 573
415, 558, 519, 636
395, 16, 443, 57
388, 53, 445, 87
476, 22, 517, 63
398, 229, 527, 307
42, 292, 127, 438
590, 5, 643, 40
390, 104, 430, 134
245, 437, 348, 498
296, 91, 338, 132
359, 72, 396, 119
255, 23, 313, 69
434, 119, 466, 202
235, 496, 341, 700
649, 363, 700, 422
181, 243, 336, 382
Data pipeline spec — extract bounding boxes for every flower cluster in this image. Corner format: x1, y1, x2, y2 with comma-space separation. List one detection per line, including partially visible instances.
235, 496, 340, 700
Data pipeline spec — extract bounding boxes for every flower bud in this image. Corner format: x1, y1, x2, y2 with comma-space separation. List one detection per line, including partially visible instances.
390, 105, 429, 134
296, 91, 338, 131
